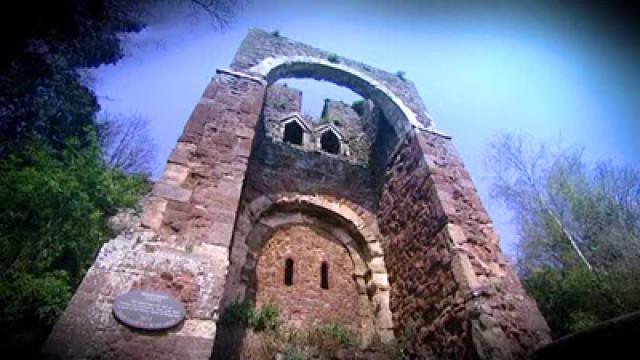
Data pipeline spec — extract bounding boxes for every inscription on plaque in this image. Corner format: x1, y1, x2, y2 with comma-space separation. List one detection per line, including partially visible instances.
113, 290, 185, 330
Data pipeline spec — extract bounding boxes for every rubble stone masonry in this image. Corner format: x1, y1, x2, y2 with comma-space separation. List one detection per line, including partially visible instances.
43, 69, 267, 359
44, 29, 550, 360
255, 225, 362, 331
378, 131, 550, 359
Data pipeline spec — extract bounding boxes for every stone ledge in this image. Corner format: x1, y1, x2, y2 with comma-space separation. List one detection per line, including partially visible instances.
215, 68, 267, 85
416, 125, 452, 139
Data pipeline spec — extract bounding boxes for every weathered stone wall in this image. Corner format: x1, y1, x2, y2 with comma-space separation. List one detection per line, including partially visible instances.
232, 28, 432, 133
369, 107, 400, 194
255, 225, 362, 330
261, 84, 304, 142
42, 227, 227, 360
265, 83, 303, 119
322, 99, 377, 164
220, 84, 396, 342
221, 124, 393, 342
378, 131, 551, 359
230, 29, 435, 144
224, 193, 394, 347
43, 69, 267, 360
261, 84, 377, 165
44, 29, 550, 360
241, 137, 380, 211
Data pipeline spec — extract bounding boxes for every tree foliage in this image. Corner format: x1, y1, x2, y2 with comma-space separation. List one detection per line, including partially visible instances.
0, 0, 241, 157
486, 133, 640, 337
0, 1, 144, 156
0, 0, 242, 355
0, 135, 149, 354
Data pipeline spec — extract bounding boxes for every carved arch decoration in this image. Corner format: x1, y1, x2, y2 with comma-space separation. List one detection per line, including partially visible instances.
223, 193, 395, 343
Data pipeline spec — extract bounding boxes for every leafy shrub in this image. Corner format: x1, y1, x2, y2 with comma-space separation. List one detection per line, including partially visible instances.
327, 53, 339, 63
396, 70, 406, 80
219, 300, 254, 328
351, 99, 366, 115
219, 301, 282, 332
523, 265, 630, 337
309, 323, 357, 351
272, 30, 281, 37
0, 271, 71, 327
389, 318, 417, 358
0, 135, 149, 353
249, 303, 282, 332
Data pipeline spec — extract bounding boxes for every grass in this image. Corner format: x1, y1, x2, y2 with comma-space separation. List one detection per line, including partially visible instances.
249, 303, 282, 332
218, 302, 400, 359
311, 323, 358, 348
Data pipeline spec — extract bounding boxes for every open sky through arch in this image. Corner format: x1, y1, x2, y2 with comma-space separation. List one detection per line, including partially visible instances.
92, 0, 640, 257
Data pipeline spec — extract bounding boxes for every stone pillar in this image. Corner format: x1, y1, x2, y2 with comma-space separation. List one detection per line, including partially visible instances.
377, 130, 550, 359
42, 69, 266, 360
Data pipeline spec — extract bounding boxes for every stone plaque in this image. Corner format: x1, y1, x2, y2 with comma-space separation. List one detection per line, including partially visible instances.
113, 290, 185, 330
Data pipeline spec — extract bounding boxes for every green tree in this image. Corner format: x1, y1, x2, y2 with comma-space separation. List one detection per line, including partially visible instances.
0, 0, 241, 157
0, 135, 150, 355
486, 133, 640, 337
0, 1, 242, 355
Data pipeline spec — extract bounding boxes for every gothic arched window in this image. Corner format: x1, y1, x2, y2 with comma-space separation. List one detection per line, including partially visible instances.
283, 121, 303, 145
320, 131, 340, 154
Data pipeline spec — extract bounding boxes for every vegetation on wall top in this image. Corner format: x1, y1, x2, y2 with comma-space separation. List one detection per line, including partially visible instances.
327, 53, 340, 64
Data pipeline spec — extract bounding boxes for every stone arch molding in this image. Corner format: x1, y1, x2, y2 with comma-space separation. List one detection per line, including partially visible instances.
248, 55, 432, 137
225, 193, 394, 342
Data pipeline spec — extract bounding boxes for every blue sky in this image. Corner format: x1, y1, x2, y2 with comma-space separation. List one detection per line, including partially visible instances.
92, 0, 639, 257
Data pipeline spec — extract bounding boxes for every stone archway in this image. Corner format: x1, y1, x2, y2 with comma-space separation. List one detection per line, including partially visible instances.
223, 193, 394, 344
44, 29, 550, 360
247, 56, 426, 138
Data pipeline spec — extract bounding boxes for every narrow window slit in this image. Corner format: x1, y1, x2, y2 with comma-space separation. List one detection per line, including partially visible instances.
321, 261, 329, 289
284, 258, 294, 286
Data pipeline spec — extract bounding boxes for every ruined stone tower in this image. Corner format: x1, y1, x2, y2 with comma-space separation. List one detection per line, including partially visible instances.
44, 29, 550, 359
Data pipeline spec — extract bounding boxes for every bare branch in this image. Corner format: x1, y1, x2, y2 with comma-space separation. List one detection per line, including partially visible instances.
98, 112, 156, 175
